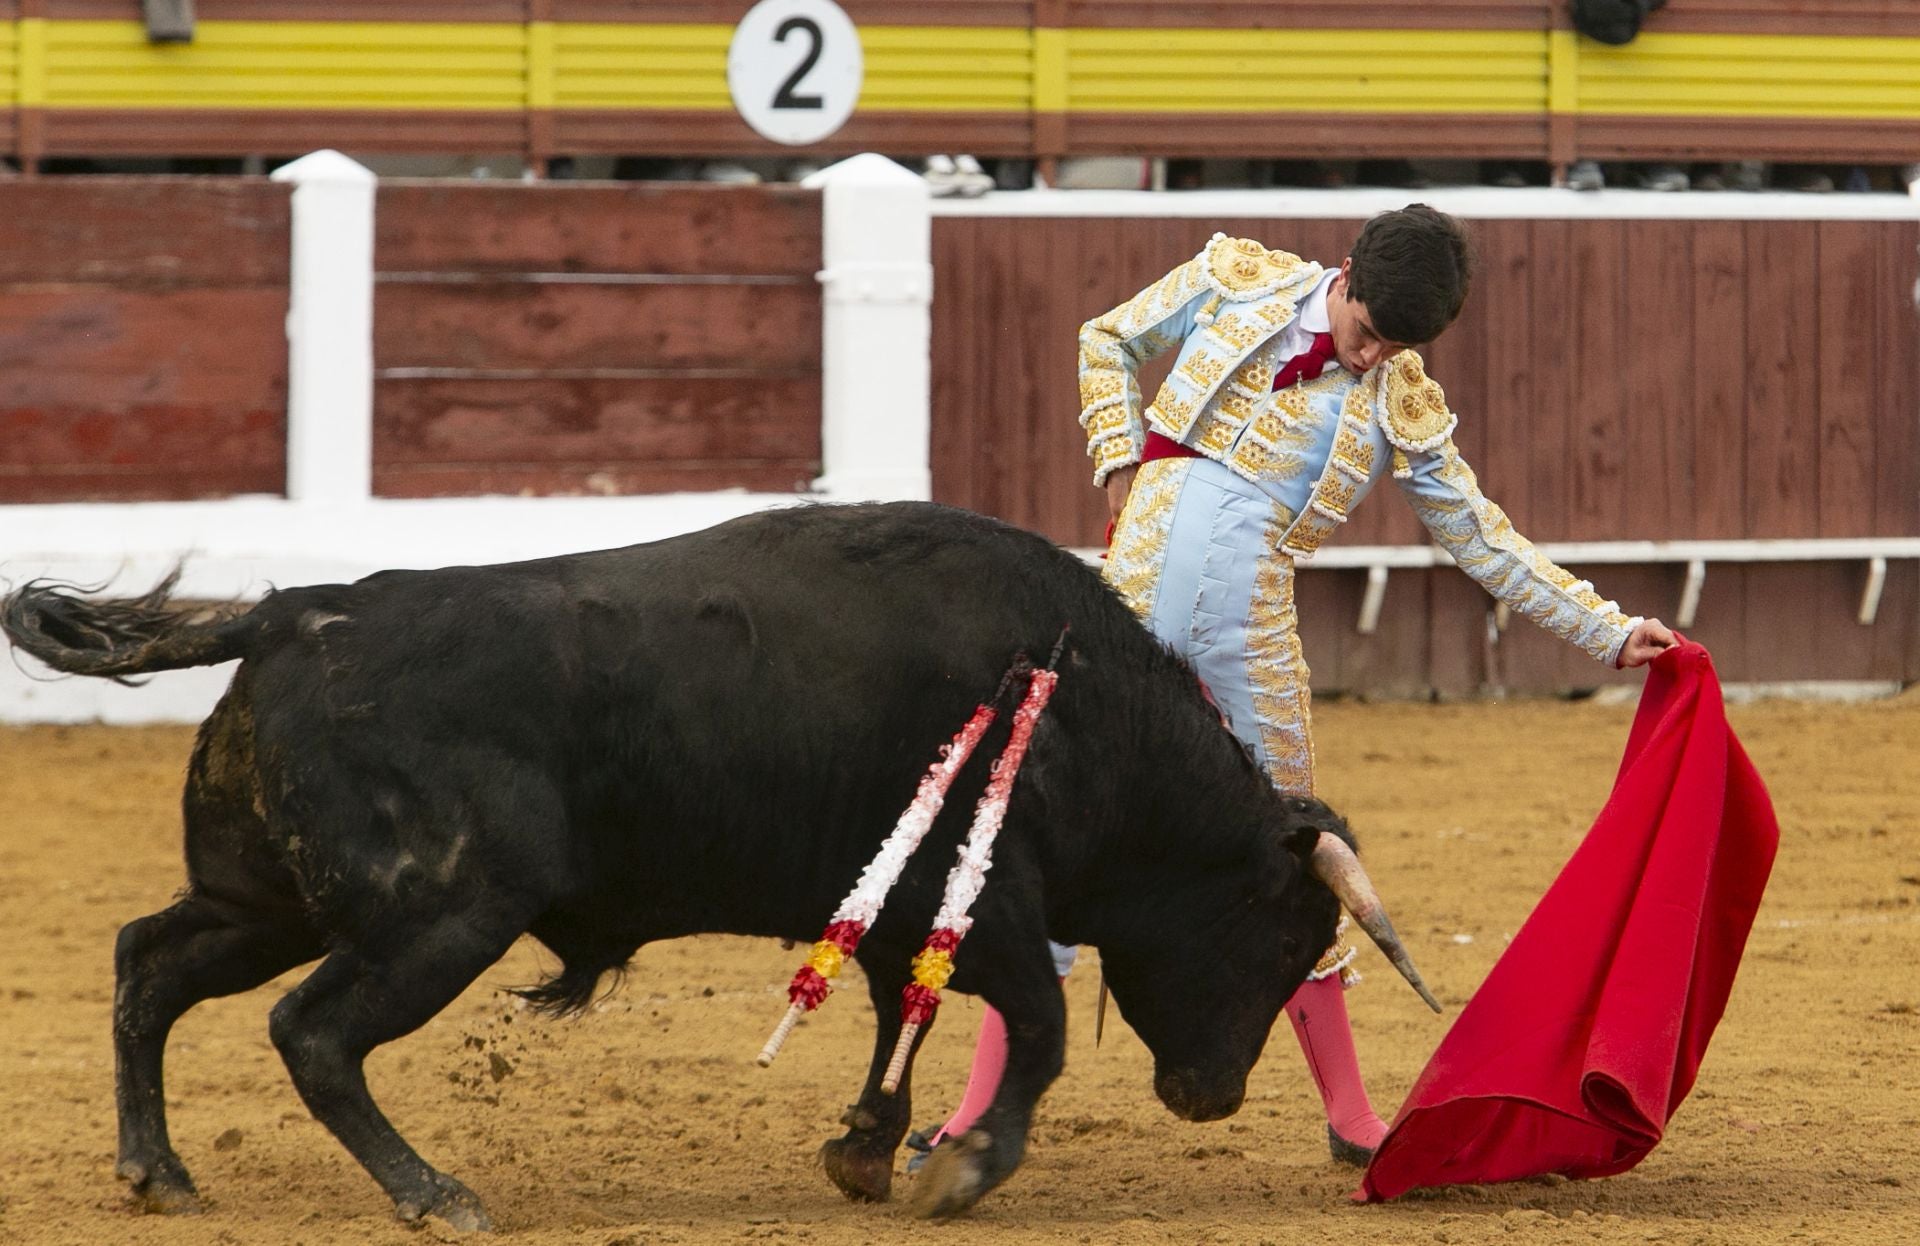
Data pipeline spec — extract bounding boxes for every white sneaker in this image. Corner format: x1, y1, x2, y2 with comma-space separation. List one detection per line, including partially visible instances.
1564, 159, 1604, 192
952, 154, 995, 198
700, 161, 760, 185
923, 154, 962, 197
1639, 164, 1690, 192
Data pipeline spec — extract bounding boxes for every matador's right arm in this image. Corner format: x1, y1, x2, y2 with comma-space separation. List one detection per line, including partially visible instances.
1077, 253, 1216, 485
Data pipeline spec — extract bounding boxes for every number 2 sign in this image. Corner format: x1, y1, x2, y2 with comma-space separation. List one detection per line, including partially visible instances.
728, 0, 864, 146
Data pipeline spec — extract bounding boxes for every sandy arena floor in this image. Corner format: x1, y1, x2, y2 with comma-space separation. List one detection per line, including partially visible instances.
2, 690, 1916, 1246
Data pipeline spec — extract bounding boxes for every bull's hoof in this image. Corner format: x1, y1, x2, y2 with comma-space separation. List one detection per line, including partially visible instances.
907, 1129, 990, 1219
118, 1157, 204, 1216
820, 1137, 893, 1203
395, 1172, 493, 1233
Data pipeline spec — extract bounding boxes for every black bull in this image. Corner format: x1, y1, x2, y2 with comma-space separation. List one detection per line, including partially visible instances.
2, 501, 1432, 1228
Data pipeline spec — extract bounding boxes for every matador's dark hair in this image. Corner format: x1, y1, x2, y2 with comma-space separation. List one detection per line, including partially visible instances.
1344, 204, 1474, 347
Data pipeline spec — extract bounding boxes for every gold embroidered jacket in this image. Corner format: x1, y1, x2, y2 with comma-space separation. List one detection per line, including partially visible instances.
1079, 234, 1639, 665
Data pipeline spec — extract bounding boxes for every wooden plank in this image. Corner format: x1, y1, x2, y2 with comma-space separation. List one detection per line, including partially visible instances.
1068, 1, 1552, 30
1006, 219, 1049, 537
0, 288, 288, 409
1525, 219, 1575, 543
1690, 222, 1747, 540
952, 217, 1013, 526
1743, 220, 1820, 538
1422, 218, 1489, 512
1876, 221, 1920, 538
1567, 219, 1627, 542
929, 218, 980, 519
843, 0, 1034, 22
1066, 113, 1550, 161
373, 376, 819, 466
53, 2, 528, 17
42, 110, 531, 159
373, 462, 818, 499
1295, 565, 1433, 699
1574, 116, 1920, 165
1469, 218, 1537, 540
1031, 219, 1096, 546
0, 464, 286, 504
1062, 217, 1122, 548
0, 179, 289, 286
1740, 562, 1875, 682
1815, 221, 1880, 539
372, 281, 821, 373
0, 406, 284, 511
1426, 569, 1490, 698
1868, 561, 1919, 684
557, 111, 1037, 161
557, 0, 1035, 23
376, 184, 822, 277
1685, 563, 1749, 680
0, 406, 283, 472
1622, 219, 1693, 539
1657, 0, 1920, 38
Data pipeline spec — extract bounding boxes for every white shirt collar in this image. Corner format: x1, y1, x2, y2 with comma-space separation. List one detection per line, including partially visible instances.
1298, 268, 1337, 335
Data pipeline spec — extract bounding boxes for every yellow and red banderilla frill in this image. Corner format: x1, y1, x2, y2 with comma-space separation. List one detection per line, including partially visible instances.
881, 662, 1060, 1093
757, 686, 1005, 1067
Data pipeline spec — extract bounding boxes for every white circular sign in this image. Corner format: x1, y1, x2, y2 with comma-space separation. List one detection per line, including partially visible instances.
728, 0, 863, 146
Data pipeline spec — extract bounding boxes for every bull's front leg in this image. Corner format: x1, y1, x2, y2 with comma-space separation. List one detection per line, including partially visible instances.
819, 954, 924, 1203
907, 941, 1066, 1218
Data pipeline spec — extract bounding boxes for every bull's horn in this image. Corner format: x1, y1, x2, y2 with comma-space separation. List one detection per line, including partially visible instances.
1309, 832, 1442, 1014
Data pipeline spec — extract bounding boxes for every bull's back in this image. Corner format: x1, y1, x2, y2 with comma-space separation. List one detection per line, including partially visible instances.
238, 502, 1139, 854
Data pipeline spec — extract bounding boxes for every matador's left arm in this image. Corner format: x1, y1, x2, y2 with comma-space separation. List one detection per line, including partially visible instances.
1378, 354, 1642, 666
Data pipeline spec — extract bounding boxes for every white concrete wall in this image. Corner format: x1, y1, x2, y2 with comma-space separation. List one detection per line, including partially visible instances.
1, 153, 935, 723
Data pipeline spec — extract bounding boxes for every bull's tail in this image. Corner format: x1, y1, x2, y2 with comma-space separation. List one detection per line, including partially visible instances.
2, 568, 265, 684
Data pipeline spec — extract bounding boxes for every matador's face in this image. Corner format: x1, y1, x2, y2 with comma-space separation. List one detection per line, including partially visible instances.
1327, 258, 1414, 376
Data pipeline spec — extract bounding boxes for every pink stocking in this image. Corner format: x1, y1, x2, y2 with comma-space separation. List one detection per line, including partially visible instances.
1285, 974, 1386, 1149
932, 1005, 1007, 1144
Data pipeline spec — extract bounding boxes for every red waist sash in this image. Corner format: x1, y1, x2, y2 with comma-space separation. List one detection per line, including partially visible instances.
1140, 430, 1202, 462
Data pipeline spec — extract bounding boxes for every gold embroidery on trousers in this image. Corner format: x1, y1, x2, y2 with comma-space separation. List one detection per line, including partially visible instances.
1102, 458, 1188, 622
1245, 523, 1314, 798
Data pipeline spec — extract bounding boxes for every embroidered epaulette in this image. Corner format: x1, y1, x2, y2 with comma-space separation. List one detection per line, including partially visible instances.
1379, 351, 1458, 453
1202, 233, 1315, 302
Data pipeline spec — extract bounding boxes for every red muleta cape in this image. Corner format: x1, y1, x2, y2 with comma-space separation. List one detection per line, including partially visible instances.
1360, 640, 1778, 1201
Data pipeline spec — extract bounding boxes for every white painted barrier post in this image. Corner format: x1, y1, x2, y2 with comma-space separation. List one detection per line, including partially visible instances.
271, 150, 376, 503
804, 154, 934, 501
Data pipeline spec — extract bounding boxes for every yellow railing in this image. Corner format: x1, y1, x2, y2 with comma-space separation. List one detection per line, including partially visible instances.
550, 23, 1033, 112
1063, 28, 1550, 114
1578, 32, 1920, 119
35, 21, 528, 110
8, 19, 1919, 131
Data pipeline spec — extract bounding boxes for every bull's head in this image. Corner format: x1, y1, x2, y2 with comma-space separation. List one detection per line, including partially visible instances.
1096, 795, 1436, 1123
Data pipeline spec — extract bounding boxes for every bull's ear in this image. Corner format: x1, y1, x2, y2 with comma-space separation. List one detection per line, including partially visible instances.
1273, 794, 1354, 862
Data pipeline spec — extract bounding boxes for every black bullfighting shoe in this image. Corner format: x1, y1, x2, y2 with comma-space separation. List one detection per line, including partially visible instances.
1327, 1123, 1376, 1168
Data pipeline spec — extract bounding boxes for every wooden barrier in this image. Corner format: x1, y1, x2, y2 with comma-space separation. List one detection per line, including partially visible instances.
371, 181, 822, 496
0, 177, 822, 503
0, 177, 291, 502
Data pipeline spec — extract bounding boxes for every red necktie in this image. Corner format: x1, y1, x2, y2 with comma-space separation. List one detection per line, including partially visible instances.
1273, 331, 1338, 390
